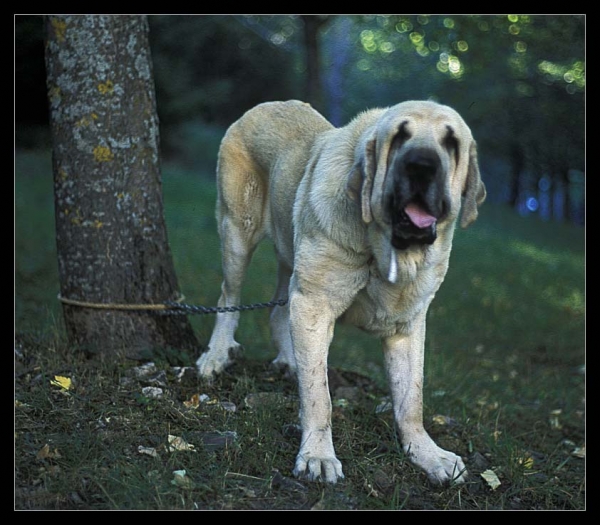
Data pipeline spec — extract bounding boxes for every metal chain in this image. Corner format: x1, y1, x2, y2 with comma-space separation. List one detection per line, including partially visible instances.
160, 298, 288, 316
58, 293, 287, 316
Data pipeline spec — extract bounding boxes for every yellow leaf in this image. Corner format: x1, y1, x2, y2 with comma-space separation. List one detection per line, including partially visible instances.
36, 443, 61, 460
37, 443, 51, 459
50, 375, 72, 390
518, 455, 534, 469
183, 393, 200, 409
481, 469, 501, 490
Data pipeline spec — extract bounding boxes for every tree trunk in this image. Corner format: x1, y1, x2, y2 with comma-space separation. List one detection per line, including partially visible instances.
507, 141, 524, 209
302, 15, 328, 114
555, 168, 571, 223
324, 17, 352, 127
45, 15, 199, 358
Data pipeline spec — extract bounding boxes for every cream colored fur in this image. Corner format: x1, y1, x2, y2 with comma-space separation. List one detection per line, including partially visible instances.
196, 100, 486, 485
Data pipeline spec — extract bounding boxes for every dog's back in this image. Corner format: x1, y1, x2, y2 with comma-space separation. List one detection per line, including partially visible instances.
221, 100, 331, 173
216, 100, 333, 264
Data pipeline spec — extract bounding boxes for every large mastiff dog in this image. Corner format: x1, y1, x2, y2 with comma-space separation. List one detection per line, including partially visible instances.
196, 100, 486, 485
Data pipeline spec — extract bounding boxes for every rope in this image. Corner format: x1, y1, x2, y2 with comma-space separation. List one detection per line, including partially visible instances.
57, 294, 287, 315
58, 293, 184, 311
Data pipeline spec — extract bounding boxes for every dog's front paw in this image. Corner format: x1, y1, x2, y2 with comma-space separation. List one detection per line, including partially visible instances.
196, 344, 242, 379
405, 439, 467, 485
293, 453, 344, 484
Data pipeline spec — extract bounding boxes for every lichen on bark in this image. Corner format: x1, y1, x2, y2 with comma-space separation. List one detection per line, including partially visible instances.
45, 15, 199, 357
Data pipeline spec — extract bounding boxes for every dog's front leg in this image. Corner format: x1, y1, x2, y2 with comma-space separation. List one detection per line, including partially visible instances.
289, 288, 343, 483
383, 312, 467, 485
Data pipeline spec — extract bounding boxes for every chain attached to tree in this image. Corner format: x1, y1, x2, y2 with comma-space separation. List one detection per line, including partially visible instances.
58, 294, 287, 315
161, 299, 287, 316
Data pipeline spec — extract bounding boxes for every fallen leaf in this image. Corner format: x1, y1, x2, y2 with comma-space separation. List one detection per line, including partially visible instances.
171, 469, 195, 489
517, 454, 534, 469
572, 445, 585, 458
50, 375, 71, 391
138, 445, 159, 458
36, 443, 61, 460
481, 469, 501, 490
549, 409, 563, 429
183, 393, 200, 409
432, 414, 456, 426
36, 444, 51, 459
168, 434, 196, 453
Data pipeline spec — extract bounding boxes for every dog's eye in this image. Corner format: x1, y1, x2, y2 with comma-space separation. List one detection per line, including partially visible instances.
397, 121, 410, 140
390, 121, 411, 150
443, 126, 459, 163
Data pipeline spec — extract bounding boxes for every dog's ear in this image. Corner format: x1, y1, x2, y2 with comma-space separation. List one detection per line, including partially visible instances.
460, 140, 486, 228
346, 135, 377, 224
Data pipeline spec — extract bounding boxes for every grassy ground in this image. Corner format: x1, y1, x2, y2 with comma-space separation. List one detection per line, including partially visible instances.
15, 148, 585, 510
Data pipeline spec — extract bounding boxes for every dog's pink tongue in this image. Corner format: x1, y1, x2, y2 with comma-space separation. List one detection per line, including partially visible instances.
405, 202, 437, 229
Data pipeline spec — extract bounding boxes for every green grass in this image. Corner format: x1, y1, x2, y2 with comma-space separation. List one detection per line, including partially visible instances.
15, 148, 585, 509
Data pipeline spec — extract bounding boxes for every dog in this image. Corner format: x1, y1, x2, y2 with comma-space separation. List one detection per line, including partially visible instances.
196, 100, 486, 485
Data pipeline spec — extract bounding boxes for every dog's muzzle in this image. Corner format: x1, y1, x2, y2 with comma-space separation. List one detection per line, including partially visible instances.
386, 148, 449, 250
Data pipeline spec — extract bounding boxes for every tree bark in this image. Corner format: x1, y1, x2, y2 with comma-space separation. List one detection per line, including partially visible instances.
323, 17, 352, 127
45, 15, 199, 358
302, 15, 328, 114
507, 141, 524, 209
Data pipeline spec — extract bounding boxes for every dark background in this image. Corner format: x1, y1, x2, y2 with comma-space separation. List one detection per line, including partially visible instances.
15, 14, 585, 225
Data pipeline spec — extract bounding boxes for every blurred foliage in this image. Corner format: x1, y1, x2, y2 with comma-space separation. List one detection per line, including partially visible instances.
147, 14, 585, 223
16, 14, 585, 222
148, 16, 301, 126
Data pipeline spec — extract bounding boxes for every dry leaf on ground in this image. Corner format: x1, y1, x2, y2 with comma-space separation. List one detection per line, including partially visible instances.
50, 376, 71, 390
138, 445, 159, 458
481, 469, 501, 490
168, 434, 196, 453
171, 469, 195, 489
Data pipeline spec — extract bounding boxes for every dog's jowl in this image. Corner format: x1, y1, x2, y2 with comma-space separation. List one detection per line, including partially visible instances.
196, 100, 485, 485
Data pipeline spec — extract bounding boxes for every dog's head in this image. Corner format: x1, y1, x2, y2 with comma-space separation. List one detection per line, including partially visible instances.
347, 101, 486, 281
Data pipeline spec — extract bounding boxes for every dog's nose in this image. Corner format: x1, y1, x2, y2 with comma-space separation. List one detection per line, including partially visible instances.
404, 149, 438, 180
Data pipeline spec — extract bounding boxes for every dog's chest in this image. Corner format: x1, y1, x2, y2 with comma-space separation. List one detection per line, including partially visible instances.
341, 256, 442, 337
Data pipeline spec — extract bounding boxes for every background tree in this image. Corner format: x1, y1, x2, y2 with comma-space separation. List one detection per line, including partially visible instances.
18, 15, 584, 224
301, 15, 330, 113
45, 15, 199, 357
327, 15, 584, 222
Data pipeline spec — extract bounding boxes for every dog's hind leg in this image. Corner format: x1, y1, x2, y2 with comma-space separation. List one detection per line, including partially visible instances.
270, 260, 296, 373
196, 219, 253, 378
197, 138, 267, 378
